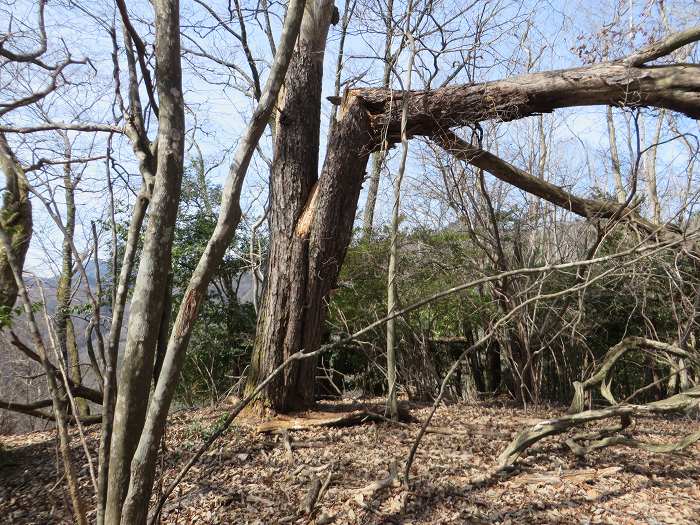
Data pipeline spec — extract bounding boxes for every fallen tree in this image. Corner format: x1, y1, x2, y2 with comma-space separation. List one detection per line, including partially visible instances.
247, 24, 700, 410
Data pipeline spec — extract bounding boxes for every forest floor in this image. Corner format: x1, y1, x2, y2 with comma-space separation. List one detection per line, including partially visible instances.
1, 399, 699, 524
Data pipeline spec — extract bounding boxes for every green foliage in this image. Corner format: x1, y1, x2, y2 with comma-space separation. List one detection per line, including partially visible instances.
171, 167, 257, 406
182, 413, 230, 448
0, 301, 42, 329
326, 226, 498, 396
326, 217, 698, 405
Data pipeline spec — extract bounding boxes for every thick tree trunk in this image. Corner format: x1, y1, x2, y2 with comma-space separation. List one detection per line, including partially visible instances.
246, 0, 336, 412
246, 94, 374, 413
302, 93, 374, 387
246, 95, 373, 412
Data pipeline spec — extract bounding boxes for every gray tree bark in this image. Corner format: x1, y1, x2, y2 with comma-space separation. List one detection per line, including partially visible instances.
104, 0, 186, 520
360, 0, 394, 239
113, 1, 307, 521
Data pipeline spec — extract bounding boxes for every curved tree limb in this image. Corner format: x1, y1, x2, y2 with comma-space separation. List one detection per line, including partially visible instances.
498, 386, 700, 469
625, 25, 700, 66
568, 337, 698, 413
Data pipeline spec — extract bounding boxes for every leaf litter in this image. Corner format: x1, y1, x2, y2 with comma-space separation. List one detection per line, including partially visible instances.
1, 399, 698, 524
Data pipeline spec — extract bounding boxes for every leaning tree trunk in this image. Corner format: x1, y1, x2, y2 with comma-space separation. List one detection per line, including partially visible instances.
245, 0, 336, 412
246, 31, 700, 413
0, 133, 32, 311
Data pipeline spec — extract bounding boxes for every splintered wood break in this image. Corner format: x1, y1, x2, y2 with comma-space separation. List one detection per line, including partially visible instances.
257, 409, 373, 432
338, 89, 362, 120
294, 182, 320, 238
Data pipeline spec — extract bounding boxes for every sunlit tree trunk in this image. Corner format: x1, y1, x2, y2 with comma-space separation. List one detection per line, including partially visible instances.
245, 0, 336, 412
386, 25, 415, 421
112, 2, 307, 521
606, 107, 627, 203
361, 0, 393, 239
104, 0, 186, 520
55, 135, 89, 416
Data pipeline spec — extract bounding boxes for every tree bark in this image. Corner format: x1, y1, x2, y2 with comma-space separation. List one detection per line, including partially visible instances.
104, 0, 185, 520
0, 133, 32, 311
606, 107, 626, 203
97, 25, 158, 524
386, 28, 416, 420
360, 0, 394, 239
54, 137, 89, 416
245, 0, 337, 412
113, 1, 307, 521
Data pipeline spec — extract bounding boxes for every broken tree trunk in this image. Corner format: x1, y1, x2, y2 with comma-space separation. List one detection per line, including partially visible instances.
246, 0, 337, 413
252, 33, 700, 415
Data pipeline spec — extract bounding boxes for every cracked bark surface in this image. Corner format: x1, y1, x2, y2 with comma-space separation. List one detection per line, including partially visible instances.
257, 47, 700, 410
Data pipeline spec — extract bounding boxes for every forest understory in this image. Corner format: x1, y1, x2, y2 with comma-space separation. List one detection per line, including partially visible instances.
3, 0, 700, 523
2, 399, 699, 525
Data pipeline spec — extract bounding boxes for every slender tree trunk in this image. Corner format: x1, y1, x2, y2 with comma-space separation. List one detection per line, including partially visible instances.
104, 0, 186, 519
327, 0, 354, 135
360, 0, 393, 239
55, 139, 89, 416
646, 109, 665, 224
0, 229, 86, 524
386, 25, 415, 421
606, 107, 627, 203
245, 0, 336, 412
112, 2, 307, 521
97, 25, 158, 525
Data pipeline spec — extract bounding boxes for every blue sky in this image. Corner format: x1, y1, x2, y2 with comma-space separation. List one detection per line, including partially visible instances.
1, 0, 698, 277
